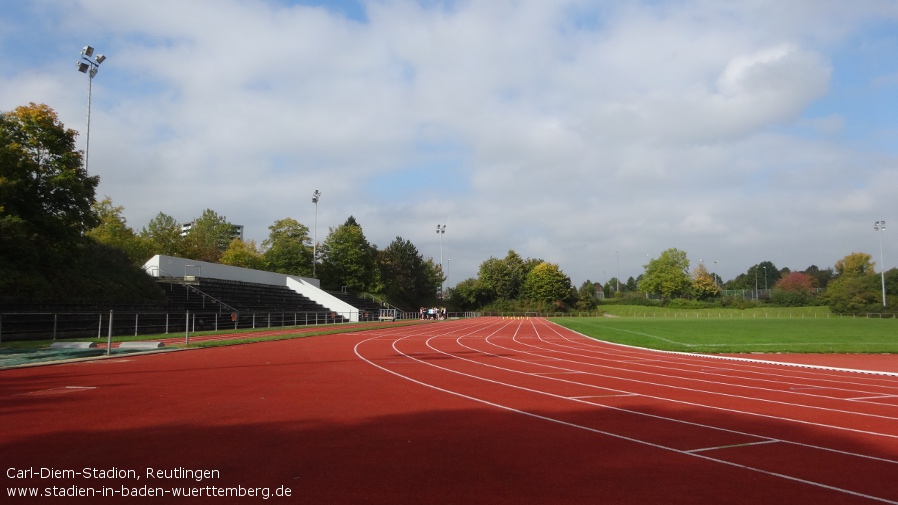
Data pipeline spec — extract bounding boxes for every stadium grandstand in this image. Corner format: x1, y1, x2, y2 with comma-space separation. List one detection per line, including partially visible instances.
143, 255, 389, 323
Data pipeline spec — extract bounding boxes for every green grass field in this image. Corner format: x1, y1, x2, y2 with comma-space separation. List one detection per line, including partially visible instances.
551, 311, 898, 354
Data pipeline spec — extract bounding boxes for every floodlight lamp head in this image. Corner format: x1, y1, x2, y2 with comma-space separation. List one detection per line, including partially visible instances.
82, 46, 94, 57
95, 54, 106, 64
77, 62, 90, 73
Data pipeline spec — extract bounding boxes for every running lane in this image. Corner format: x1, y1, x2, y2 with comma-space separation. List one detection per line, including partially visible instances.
3, 317, 898, 504
355, 317, 898, 504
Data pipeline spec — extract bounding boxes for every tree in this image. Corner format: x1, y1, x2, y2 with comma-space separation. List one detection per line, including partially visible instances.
87, 197, 153, 265
477, 250, 539, 302
834, 252, 874, 277
724, 261, 781, 294
1, 103, 99, 248
141, 212, 183, 257
262, 217, 312, 276
771, 271, 818, 306
638, 248, 691, 299
604, 277, 620, 295
319, 216, 378, 292
181, 209, 234, 262
691, 263, 719, 301
802, 265, 834, 289
220, 238, 266, 270
378, 236, 442, 308
577, 280, 600, 309
448, 278, 492, 310
0, 103, 163, 302
886, 269, 898, 302
824, 252, 880, 313
521, 261, 573, 307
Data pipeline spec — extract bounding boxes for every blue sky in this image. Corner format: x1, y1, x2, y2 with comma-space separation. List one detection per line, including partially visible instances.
2, 0, 897, 288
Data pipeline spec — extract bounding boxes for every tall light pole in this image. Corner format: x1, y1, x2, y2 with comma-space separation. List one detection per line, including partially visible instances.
754, 267, 758, 300
76, 45, 106, 173
615, 250, 620, 292
875, 220, 887, 307
312, 190, 321, 278
436, 224, 446, 295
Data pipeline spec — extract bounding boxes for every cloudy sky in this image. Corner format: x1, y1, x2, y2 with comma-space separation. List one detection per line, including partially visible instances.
2, 0, 897, 287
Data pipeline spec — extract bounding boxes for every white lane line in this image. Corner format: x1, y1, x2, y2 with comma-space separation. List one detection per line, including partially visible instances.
478, 324, 898, 427
687, 439, 782, 454
354, 329, 898, 505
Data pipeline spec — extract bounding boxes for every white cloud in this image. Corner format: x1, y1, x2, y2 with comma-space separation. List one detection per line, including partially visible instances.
3, 0, 898, 286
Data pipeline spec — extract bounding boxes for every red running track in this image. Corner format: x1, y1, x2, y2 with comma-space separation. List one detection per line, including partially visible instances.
2, 317, 898, 504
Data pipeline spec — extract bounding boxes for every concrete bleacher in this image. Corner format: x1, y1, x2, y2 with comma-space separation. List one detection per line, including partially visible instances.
158, 278, 332, 314
144, 255, 361, 322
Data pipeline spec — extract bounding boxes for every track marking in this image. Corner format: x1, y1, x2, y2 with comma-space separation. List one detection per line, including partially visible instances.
569, 393, 639, 399
489, 323, 898, 429
355, 327, 898, 504
687, 439, 781, 454
18, 386, 97, 396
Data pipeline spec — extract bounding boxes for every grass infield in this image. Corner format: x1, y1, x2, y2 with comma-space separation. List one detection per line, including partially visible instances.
551, 312, 898, 354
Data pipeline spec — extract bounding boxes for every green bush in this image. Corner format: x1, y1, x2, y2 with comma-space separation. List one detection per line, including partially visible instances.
666, 298, 716, 310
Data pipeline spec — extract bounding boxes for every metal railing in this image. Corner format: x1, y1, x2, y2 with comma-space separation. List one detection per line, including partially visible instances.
0, 308, 427, 342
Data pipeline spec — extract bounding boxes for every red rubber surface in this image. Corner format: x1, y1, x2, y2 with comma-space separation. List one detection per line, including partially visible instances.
3, 317, 897, 504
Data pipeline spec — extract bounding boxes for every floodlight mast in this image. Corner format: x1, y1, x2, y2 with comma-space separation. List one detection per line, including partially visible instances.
437, 224, 446, 295
76, 45, 106, 173
312, 190, 321, 278
875, 220, 887, 307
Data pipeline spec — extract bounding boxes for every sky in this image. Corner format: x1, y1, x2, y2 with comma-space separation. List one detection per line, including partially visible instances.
2, 0, 897, 288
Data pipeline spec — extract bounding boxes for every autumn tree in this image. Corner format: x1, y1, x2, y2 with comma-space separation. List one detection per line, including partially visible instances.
1, 103, 161, 301
690, 263, 719, 301
1, 103, 98, 248
219, 238, 266, 270
771, 271, 818, 306
1, 103, 99, 297
834, 252, 874, 277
